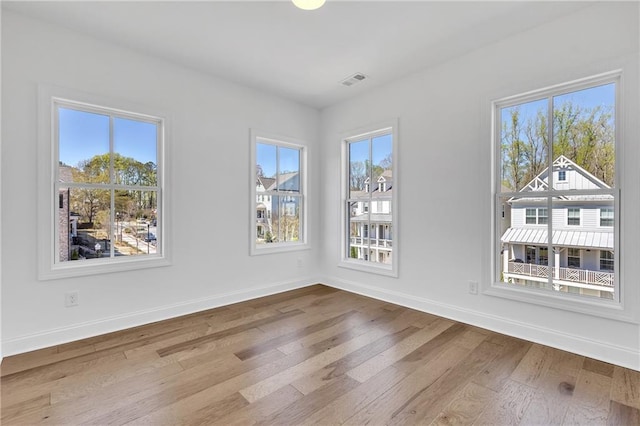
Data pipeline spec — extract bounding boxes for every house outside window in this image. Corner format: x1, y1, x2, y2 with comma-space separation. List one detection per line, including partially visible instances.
251, 131, 307, 255
341, 120, 397, 276
600, 208, 614, 227
600, 251, 614, 271
568, 248, 581, 268
568, 208, 581, 226
38, 88, 168, 279
495, 73, 618, 302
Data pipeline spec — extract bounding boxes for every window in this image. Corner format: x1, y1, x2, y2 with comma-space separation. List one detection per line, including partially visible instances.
38, 87, 167, 279
600, 250, 614, 271
568, 248, 581, 268
567, 208, 581, 226
342, 121, 397, 276
538, 208, 548, 225
526, 208, 536, 224
251, 131, 307, 254
495, 73, 618, 303
525, 208, 547, 224
600, 208, 614, 227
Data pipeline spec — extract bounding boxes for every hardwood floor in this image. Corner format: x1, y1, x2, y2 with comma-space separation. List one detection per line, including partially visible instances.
1, 284, 638, 425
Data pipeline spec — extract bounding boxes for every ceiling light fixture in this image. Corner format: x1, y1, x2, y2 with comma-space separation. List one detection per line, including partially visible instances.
292, 0, 326, 11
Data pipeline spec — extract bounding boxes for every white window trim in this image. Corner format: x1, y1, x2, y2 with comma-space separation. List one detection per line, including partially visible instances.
37, 84, 171, 280
339, 119, 398, 277
249, 129, 309, 256
487, 70, 635, 322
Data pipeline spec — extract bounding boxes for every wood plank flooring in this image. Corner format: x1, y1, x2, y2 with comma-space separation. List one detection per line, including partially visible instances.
1, 284, 638, 425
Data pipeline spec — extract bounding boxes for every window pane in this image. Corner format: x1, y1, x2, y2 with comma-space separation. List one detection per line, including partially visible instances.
274, 195, 301, 242
113, 117, 158, 186
552, 83, 615, 187
538, 208, 548, 224
58, 107, 110, 184
372, 134, 393, 191
349, 139, 369, 197
551, 201, 614, 299
567, 208, 580, 226
256, 142, 277, 180
278, 147, 300, 193
255, 194, 271, 244
500, 195, 551, 290
500, 98, 548, 192
600, 204, 614, 227
525, 208, 537, 224
114, 190, 158, 257
348, 200, 368, 261
60, 187, 110, 262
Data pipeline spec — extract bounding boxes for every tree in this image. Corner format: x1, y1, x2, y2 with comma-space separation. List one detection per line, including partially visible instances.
350, 161, 366, 191
502, 100, 614, 189
502, 107, 527, 191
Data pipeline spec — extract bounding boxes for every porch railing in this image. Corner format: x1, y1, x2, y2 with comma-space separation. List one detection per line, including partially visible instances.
350, 237, 393, 248
507, 261, 614, 287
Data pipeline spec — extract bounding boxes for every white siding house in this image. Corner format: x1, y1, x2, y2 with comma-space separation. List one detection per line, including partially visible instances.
349, 170, 393, 264
501, 156, 614, 298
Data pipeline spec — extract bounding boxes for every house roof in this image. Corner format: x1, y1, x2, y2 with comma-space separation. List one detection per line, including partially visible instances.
257, 176, 275, 190
518, 155, 609, 193
501, 227, 613, 250
59, 165, 74, 183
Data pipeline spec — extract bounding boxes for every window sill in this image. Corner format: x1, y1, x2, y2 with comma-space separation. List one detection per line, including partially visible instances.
250, 242, 310, 256
39, 255, 171, 280
339, 259, 398, 278
485, 282, 638, 324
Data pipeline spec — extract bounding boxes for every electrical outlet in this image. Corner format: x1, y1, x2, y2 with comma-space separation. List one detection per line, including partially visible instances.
297, 257, 303, 268
65, 291, 79, 307
468, 281, 479, 295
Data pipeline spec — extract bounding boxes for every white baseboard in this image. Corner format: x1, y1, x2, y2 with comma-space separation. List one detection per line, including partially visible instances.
1, 277, 319, 358
4, 276, 638, 372
323, 276, 640, 372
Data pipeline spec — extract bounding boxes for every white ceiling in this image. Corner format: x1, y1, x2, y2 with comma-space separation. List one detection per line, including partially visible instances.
3, 1, 591, 109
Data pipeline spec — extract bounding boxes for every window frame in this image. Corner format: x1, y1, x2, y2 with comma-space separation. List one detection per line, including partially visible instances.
339, 119, 398, 277
249, 130, 308, 256
600, 207, 614, 227
37, 85, 170, 280
567, 208, 581, 226
489, 71, 624, 317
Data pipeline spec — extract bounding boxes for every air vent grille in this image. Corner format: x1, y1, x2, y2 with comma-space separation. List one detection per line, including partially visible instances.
341, 73, 367, 87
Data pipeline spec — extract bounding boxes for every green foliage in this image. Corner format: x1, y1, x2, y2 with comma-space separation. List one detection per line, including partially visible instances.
350, 246, 358, 259
70, 154, 157, 224
502, 100, 614, 191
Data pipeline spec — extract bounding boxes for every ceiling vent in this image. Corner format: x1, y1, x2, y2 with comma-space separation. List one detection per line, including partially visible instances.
340, 73, 368, 87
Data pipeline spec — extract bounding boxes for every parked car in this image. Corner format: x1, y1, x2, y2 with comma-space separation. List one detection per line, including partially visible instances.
144, 233, 157, 242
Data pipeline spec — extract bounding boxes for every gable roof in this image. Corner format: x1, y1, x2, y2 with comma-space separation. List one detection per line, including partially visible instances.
519, 155, 610, 193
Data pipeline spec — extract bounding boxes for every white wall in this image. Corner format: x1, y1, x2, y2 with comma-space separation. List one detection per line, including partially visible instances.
1, 11, 321, 355
2, 3, 639, 371
320, 2, 640, 370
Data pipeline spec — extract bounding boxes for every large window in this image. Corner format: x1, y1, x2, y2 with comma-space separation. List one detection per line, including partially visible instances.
495, 73, 618, 302
341, 121, 397, 276
251, 131, 307, 255
38, 88, 167, 279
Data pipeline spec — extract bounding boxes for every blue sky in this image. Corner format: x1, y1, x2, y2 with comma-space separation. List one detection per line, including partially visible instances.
501, 82, 615, 130
256, 142, 300, 178
59, 107, 157, 167
349, 133, 393, 168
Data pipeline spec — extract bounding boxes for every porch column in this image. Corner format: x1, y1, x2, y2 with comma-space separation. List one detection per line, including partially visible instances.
503, 245, 509, 276
553, 248, 560, 291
